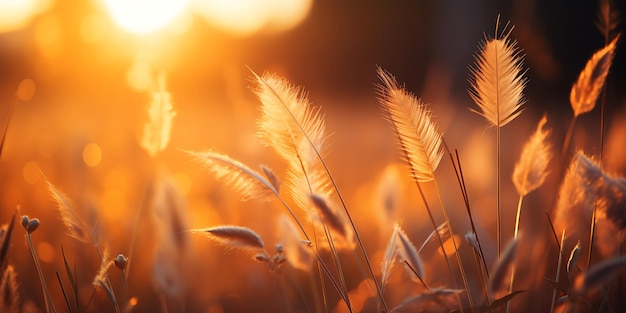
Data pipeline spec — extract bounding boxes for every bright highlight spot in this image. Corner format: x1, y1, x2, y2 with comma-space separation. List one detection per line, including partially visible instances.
438, 235, 462, 256
103, 0, 189, 34
23, 161, 41, 185
193, 0, 312, 36
83, 143, 102, 167
16, 79, 35, 101
0, 0, 50, 33
37, 241, 55, 263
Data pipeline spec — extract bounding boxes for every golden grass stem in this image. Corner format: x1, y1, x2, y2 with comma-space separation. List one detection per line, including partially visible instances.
506, 196, 524, 313
26, 233, 57, 313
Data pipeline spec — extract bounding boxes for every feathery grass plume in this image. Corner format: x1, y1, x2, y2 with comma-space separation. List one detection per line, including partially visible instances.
469, 17, 526, 258
595, 175, 626, 229
469, 20, 526, 127
0, 265, 19, 313
394, 225, 425, 282
553, 152, 594, 236
141, 72, 175, 158
92, 248, 113, 289
380, 226, 399, 290
252, 71, 331, 210
191, 225, 265, 251
276, 214, 314, 271
377, 67, 444, 182
597, 0, 620, 41
574, 256, 626, 295
189, 150, 277, 201
488, 237, 519, 299
512, 115, 552, 196
567, 241, 582, 277
310, 194, 347, 237
570, 35, 620, 117
44, 177, 99, 245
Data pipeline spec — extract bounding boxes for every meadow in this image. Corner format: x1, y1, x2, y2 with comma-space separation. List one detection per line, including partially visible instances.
1, 1, 626, 312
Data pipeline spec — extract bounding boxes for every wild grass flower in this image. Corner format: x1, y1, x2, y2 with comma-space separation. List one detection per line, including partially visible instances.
469, 17, 527, 258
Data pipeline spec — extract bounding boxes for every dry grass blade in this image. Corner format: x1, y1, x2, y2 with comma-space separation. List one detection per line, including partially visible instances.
252, 70, 330, 210
141, 73, 175, 158
189, 150, 277, 201
0, 265, 19, 313
377, 67, 444, 182
394, 224, 425, 282
489, 237, 519, 298
567, 241, 582, 276
469, 22, 526, 127
44, 177, 96, 245
512, 115, 552, 196
191, 225, 265, 251
570, 35, 620, 117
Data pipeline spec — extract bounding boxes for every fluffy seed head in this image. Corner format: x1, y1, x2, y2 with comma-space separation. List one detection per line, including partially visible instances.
570, 35, 620, 117
469, 20, 527, 127
512, 115, 552, 196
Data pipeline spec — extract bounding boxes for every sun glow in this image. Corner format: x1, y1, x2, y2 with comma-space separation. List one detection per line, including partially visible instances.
103, 0, 189, 34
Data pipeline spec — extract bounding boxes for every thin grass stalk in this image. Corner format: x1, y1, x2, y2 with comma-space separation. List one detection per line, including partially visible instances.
450, 148, 491, 305
560, 118, 577, 160
550, 230, 566, 313
408, 160, 459, 289
322, 225, 353, 313
56, 271, 72, 313
26, 233, 56, 313
506, 195, 524, 313
432, 179, 475, 309
252, 71, 388, 311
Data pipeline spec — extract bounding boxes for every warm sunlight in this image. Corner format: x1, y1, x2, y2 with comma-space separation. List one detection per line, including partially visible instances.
0, 0, 49, 32
193, 0, 312, 36
102, 0, 189, 34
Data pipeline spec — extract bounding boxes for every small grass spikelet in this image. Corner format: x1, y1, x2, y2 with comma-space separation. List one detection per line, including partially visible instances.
44, 177, 99, 245
469, 20, 526, 127
189, 150, 277, 201
570, 35, 620, 117
512, 115, 552, 196
310, 194, 347, 237
377, 67, 444, 182
191, 225, 265, 251
394, 225, 425, 282
488, 237, 519, 298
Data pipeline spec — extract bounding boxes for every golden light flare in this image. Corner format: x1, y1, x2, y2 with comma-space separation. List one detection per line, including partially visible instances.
0, 0, 51, 33
23, 161, 42, 185
82, 143, 103, 167
102, 0, 189, 35
193, 0, 312, 36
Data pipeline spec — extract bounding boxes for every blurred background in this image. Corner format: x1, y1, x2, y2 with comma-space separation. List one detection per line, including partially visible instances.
1, 0, 626, 312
